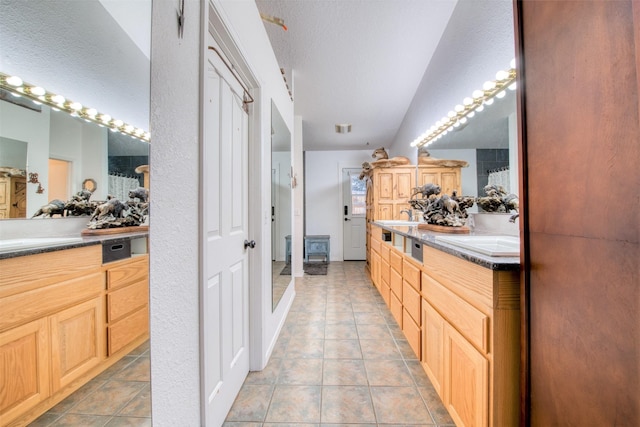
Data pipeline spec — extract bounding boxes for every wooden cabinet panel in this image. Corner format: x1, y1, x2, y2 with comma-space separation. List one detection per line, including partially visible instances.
377, 172, 394, 200
107, 279, 149, 323
402, 258, 421, 291
422, 273, 489, 353
106, 256, 149, 290
444, 324, 489, 427
0, 318, 50, 422
377, 204, 394, 220
390, 292, 403, 328
403, 308, 421, 359
394, 171, 413, 199
108, 306, 149, 355
370, 251, 381, 291
380, 258, 390, 286
402, 280, 421, 325
380, 281, 391, 307
389, 249, 403, 273
439, 171, 459, 196
370, 237, 381, 254
379, 244, 390, 263
389, 266, 403, 299
49, 296, 104, 392
422, 299, 444, 395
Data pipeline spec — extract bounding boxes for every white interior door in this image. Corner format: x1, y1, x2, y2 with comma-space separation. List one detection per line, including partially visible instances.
342, 168, 366, 260
202, 51, 250, 426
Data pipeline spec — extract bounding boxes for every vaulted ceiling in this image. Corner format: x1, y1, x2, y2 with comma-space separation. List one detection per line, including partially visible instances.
255, 0, 459, 151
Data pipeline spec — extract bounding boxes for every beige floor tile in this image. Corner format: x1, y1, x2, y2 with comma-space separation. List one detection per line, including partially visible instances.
323, 359, 368, 386
370, 386, 434, 424
323, 339, 362, 359
325, 302, 353, 312
117, 384, 151, 418
291, 321, 326, 339
286, 338, 324, 358
325, 311, 356, 325
359, 338, 402, 359
277, 358, 323, 385
418, 385, 456, 425
244, 357, 283, 385
67, 380, 146, 416
324, 323, 358, 340
105, 416, 152, 426
321, 386, 376, 423
226, 384, 274, 422
49, 414, 112, 426
354, 311, 387, 325
356, 323, 392, 340
112, 357, 150, 382
365, 359, 415, 386
265, 385, 321, 423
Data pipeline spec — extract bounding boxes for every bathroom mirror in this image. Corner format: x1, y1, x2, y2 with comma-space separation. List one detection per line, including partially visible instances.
0, 0, 150, 218
271, 101, 292, 311
421, 87, 517, 198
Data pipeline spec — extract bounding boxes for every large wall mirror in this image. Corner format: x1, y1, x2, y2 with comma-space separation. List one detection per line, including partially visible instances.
0, 0, 150, 219
422, 86, 517, 202
271, 101, 292, 311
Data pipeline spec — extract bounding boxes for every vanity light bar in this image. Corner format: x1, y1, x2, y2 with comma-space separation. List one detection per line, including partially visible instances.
410, 60, 516, 148
0, 72, 151, 143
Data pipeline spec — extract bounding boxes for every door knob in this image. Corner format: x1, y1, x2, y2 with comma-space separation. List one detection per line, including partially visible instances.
344, 218, 351, 221
244, 239, 256, 249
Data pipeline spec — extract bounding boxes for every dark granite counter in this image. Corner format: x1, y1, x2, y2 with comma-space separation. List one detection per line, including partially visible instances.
0, 230, 149, 261
373, 222, 520, 271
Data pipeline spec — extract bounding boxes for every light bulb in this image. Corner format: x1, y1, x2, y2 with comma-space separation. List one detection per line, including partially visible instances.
455, 104, 464, 113
495, 70, 509, 81
6, 75, 23, 86
472, 89, 484, 99
51, 94, 65, 105
124, 124, 134, 133
468, 111, 475, 118
30, 86, 45, 96
476, 105, 484, 112
448, 111, 456, 118
510, 58, 516, 69
435, 120, 442, 127
485, 98, 494, 106
496, 90, 506, 99
144, 132, 151, 140
86, 108, 98, 117
482, 81, 496, 91
508, 82, 517, 91
463, 97, 474, 106
100, 114, 111, 123
454, 121, 461, 127
70, 102, 82, 110
460, 117, 468, 124
114, 119, 124, 127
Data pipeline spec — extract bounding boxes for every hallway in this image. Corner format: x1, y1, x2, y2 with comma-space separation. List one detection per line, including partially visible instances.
224, 261, 455, 426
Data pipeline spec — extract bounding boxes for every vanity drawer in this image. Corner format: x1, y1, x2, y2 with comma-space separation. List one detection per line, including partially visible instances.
108, 306, 149, 355
380, 280, 391, 307
106, 256, 149, 290
390, 267, 403, 299
403, 258, 421, 291
370, 237, 381, 254
379, 244, 390, 263
107, 279, 148, 323
389, 249, 403, 273
402, 308, 421, 359
403, 280, 421, 326
422, 272, 489, 354
390, 291, 403, 328
381, 258, 390, 285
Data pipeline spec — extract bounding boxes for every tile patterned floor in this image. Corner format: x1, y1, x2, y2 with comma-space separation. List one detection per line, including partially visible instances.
29, 341, 151, 427
225, 261, 455, 427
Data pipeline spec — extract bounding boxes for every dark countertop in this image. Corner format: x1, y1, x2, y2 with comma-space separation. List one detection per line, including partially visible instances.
373, 222, 520, 271
0, 230, 149, 261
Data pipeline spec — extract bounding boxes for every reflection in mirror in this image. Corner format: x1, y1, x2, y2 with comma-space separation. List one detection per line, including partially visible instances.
271, 101, 292, 311
422, 87, 517, 201
0, 0, 150, 219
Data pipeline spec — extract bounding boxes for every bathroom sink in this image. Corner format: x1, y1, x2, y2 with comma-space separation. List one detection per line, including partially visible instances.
0, 237, 84, 252
434, 235, 520, 257
376, 220, 421, 226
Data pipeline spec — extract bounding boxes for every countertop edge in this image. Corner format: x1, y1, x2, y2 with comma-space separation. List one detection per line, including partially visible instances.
373, 222, 520, 271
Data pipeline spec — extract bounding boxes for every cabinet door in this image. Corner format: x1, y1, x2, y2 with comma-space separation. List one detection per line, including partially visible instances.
440, 170, 460, 195
419, 171, 440, 187
394, 170, 414, 199
421, 299, 444, 396
50, 296, 104, 392
0, 318, 50, 423
377, 172, 394, 200
444, 324, 489, 427
371, 251, 381, 291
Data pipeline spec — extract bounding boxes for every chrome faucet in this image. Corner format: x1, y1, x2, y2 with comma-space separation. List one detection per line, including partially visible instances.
400, 209, 413, 221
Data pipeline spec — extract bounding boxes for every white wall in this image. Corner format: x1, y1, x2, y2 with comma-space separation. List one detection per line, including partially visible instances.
305, 149, 371, 261
391, 0, 515, 158
149, 1, 293, 424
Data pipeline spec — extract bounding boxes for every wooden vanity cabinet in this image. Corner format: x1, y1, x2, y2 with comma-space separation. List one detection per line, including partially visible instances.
420, 245, 519, 427
0, 246, 104, 425
105, 255, 150, 355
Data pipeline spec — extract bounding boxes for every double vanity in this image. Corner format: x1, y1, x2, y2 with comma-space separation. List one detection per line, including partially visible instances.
369, 220, 520, 427
0, 230, 149, 426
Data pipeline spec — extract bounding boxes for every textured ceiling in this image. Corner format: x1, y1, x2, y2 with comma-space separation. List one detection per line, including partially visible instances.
255, 0, 458, 151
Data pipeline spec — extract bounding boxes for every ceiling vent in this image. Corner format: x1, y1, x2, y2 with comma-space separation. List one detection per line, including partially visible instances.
335, 123, 352, 134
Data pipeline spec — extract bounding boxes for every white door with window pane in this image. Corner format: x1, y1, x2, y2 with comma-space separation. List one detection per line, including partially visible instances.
342, 168, 366, 260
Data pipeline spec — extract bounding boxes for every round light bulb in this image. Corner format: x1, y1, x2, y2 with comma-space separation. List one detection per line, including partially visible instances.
124, 124, 134, 132
463, 97, 474, 106
70, 102, 82, 110
100, 114, 112, 123
6, 76, 23, 86
144, 132, 151, 140
472, 89, 484, 99
485, 98, 494, 105
508, 82, 517, 91
476, 105, 484, 112
495, 70, 509, 81
455, 104, 464, 113
51, 94, 65, 105
460, 117, 468, 124
482, 80, 496, 91
448, 111, 456, 118
86, 108, 98, 117
30, 86, 45, 96
496, 90, 506, 99
468, 111, 475, 118
453, 121, 461, 127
